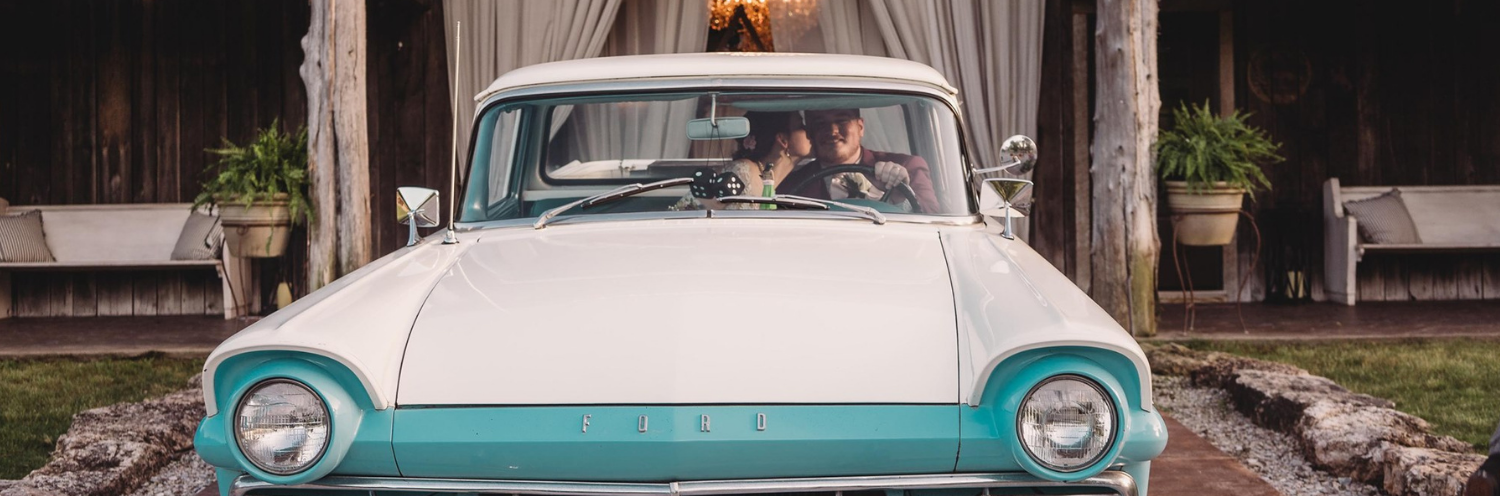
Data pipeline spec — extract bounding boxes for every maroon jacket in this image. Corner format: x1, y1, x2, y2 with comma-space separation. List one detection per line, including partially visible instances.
781, 148, 941, 213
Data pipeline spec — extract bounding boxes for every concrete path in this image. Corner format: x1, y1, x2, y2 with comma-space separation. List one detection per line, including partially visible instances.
0, 316, 250, 358
1154, 300, 1500, 340
1151, 413, 1281, 496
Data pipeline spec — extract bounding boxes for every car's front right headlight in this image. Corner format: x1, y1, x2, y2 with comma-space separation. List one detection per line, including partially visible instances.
1017, 374, 1117, 472
234, 379, 331, 475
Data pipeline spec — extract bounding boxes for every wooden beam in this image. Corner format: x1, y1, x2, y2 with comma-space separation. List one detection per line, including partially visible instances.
0, 271, 10, 319
331, 1, 372, 277
1219, 9, 1240, 300
302, 0, 373, 291
1091, 0, 1161, 336
304, 1, 336, 290
1071, 12, 1092, 292
1217, 10, 1234, 116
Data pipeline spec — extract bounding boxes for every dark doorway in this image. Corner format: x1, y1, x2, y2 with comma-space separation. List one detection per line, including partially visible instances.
1156, 9, 1230, 294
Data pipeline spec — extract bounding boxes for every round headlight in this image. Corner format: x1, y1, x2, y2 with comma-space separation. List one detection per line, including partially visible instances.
234, 379, 330, 475
1017, 375, 1116, 472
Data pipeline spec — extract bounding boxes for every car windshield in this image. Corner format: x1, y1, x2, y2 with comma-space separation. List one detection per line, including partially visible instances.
459, 90, 975, 223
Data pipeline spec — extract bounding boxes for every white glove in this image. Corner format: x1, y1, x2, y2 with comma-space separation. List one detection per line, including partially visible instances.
872, 161, 910, 190
832, 172, 876, 199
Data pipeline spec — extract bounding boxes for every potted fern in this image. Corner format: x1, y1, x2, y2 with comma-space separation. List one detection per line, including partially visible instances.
1155, 102, 1282, 246
193, 121, 311, 258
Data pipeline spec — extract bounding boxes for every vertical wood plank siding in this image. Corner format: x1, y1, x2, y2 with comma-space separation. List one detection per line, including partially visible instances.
0, 0, 450, 317
1031, 0, 1083, 285
368, 0, 454, 255
9, 0, 1493, 316
1, 0, 444, 316
1035, 0, 1500, 303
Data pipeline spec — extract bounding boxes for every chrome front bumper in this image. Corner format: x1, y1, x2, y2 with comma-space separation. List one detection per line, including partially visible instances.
231, 471, 1136, 496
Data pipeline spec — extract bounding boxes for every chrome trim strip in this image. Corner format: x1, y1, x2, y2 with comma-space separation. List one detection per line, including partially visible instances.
457, 211, 709, 231
230, 471, 1136, 496
477, 77, 961, 110
706, 210, 981, 226
456, 211, 982, 232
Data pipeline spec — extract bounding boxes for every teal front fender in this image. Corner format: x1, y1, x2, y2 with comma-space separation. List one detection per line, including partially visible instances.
957, 348, 1167, 486
194, 351, 401, 490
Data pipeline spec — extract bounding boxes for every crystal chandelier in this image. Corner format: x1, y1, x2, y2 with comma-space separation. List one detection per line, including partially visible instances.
709, 0, 820, 52
708, 0, 769, 32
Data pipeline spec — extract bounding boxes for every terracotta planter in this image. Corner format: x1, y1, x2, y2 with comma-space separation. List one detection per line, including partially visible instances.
218, 195, 292, 258
1164, 181, 1244, 246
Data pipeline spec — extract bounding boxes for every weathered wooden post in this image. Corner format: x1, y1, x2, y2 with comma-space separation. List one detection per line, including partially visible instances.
1091, 0, 1160, 336
301, 0, 373, 291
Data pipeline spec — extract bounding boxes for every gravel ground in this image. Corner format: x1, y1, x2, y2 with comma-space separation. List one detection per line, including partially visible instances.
39, 375, 1395, 496
1154, 375, 1383, 496
126, 450, 216, 496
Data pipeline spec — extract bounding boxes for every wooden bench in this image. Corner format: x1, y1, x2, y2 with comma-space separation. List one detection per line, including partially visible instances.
1323, 178, 1500, 305
0, 203, 256, 319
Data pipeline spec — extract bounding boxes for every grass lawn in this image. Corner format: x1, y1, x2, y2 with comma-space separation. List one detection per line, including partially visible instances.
0, 354, 202, 479
1183, 338, 1500, 451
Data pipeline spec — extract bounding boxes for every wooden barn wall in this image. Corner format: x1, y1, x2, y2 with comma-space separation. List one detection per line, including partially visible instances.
0, 0, 310, 317
0, 0, 451, 317
1030, 0, 1090, 291
1235, 0, 1500, 302
367, 0, 453, 256
1031, 0, 1500, 304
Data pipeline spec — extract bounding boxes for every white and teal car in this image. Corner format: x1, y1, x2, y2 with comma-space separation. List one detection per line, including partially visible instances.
195, 53, 1167, 496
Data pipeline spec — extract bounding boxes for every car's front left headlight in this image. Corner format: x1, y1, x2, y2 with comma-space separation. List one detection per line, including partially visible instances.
234, 379, 331, 475
1017, 375, 1116, 472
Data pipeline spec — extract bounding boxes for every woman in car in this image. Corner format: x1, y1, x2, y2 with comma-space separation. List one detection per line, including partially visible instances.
675, 110, 811, 210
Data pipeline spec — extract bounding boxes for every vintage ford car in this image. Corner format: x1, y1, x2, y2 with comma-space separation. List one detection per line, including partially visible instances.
195, 53, 1166, 496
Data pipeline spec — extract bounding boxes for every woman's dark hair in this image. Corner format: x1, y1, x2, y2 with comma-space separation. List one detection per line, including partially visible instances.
732, 111, 797, 161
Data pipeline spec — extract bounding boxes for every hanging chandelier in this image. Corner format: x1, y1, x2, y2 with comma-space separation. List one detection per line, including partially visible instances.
708, 0, 819, 52
709, 0, 770, 33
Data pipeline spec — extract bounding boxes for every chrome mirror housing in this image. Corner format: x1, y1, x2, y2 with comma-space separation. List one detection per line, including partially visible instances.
396, 187, 440, 246
974, 135, 1039, 176
982, 178, 1033, 240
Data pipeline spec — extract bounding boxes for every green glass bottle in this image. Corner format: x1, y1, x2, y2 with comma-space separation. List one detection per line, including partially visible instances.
761, 162, 777, 210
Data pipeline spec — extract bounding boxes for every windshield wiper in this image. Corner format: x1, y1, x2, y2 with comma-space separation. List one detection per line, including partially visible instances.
533, 177, 693, 229
717, 194, 886, 225
716, 195, 828, 210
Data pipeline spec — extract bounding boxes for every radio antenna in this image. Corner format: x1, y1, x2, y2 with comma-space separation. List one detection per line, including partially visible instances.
443, 21, 462, 245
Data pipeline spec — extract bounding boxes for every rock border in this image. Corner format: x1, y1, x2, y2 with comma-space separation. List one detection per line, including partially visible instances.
0, 375, 204, 496
1147, 344, 1484, 496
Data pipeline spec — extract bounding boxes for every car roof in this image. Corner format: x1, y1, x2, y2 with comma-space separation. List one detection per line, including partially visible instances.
475, 53, 957, 102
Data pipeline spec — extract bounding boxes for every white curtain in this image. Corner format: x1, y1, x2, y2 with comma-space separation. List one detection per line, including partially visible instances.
444, 0, 624, 162
602, 0, 707, 56
572, 0, 709, 161
862, 0, 1044, 168
789, 0, 1044, 219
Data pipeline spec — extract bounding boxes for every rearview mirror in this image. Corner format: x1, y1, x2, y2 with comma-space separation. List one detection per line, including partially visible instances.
396, 187, 440, 246
686, 117, 750, 140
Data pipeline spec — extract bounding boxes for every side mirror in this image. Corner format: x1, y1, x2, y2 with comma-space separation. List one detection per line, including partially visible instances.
396, 187, 440, 246
974, 135, 1039, 176
982, 178, 1033, 240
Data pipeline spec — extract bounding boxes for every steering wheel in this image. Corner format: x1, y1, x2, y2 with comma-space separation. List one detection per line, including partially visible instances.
784, 165, 924, 214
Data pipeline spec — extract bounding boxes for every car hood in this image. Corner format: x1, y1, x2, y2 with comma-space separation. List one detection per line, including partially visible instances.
397, 219, 959, 406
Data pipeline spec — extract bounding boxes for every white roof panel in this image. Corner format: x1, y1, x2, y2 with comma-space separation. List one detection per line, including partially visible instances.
476, 52, 956, 102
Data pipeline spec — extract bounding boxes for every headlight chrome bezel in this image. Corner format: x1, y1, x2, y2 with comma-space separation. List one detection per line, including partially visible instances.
1016, 374, 1119, 473
233, 378, 332, 476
